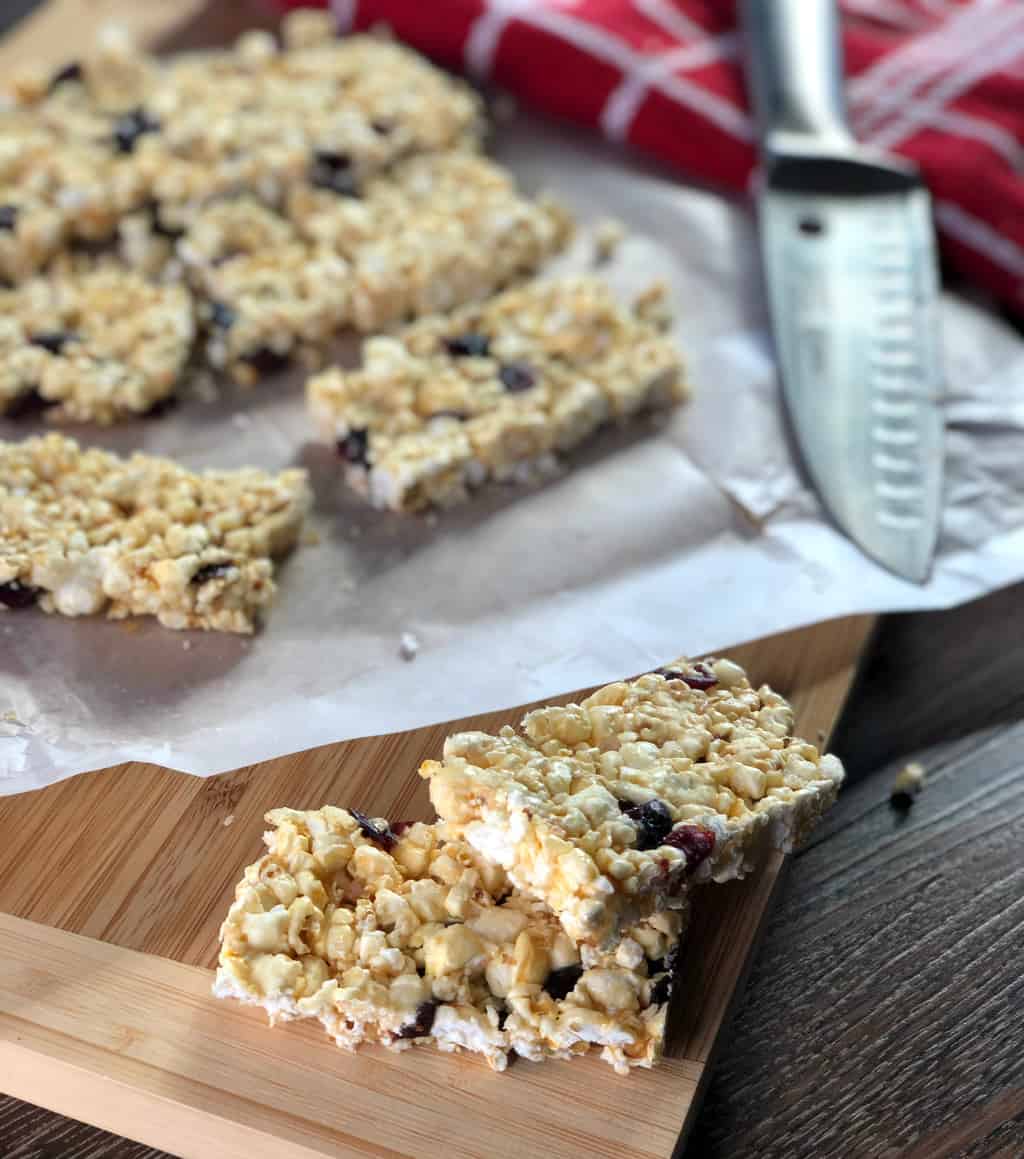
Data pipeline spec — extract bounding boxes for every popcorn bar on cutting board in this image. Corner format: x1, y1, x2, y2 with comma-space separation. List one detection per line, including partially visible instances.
306, 274, 685, 512
421, 659, 844, 948
0, 267, 194, 424
184, 153, 570, 382
0, 434, 310, 633
214, 807, 686, 1074
0, 14, 482, 280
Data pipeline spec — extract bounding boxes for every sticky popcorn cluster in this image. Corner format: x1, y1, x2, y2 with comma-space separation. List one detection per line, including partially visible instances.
216, 658, 843, 1071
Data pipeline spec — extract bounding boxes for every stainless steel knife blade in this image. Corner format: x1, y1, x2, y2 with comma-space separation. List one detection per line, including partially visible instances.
742, 0, 944, 582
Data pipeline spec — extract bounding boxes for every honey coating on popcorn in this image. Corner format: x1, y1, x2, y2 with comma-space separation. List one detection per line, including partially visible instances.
180, 196, 350, 383
184, 153, 568, 382
0, 434, 310, 633
287, 150, 572, 333
0, 267, 194, 423
0, 17, 483, 280
421, 659, 844, 946
0, 22, 564, 398
307, 274, 684, 512
215, 807, 685, 1074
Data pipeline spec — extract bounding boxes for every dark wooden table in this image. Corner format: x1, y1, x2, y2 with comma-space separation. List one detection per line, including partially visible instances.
3, 3, 1023, 1155
5, 585, 1023, 1159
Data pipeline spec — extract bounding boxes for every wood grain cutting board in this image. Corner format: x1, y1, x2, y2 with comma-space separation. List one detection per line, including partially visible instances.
0, 4, 876, 1157
0, 612, 872, 1159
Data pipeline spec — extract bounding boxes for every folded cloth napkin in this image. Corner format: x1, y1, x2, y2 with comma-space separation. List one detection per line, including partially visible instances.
280, 0, 1024, 319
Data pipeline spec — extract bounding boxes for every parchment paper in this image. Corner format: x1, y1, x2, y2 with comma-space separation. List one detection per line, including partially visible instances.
4, 114, 1023, 796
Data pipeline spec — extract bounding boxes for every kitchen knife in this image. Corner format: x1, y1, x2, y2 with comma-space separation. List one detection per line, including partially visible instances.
741, 0, 944, 582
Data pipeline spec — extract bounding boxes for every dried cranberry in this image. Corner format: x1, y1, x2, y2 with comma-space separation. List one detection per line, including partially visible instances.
337, 428, 369, 466
0, 580, 41, 609
655, 662, 717, 691
143, 394, 179, 418
153, 219, 184, 240
663, 824, 716, 871
4, 389, 57, 419
241, 347, 290, 375
191, 561, 235, 585
209, 301, 236, 330
69, 236, 110, 258
48, 60, 83, 90
209, 248, 241, 268
444, 332, 490, 358
622, 799, 674, 851
349, 808, 397, 851
29, 331, 75, 355
499, 361, 536, 392
112, 107, 160, 154
397, 1000, 438, 1039
0, 205, 18, 231
309, 151, 359, 197
147, 201, 184, 240
543, 964, 583, 1001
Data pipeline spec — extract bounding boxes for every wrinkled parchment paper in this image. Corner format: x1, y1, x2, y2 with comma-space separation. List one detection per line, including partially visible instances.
4, 114, 1024, 795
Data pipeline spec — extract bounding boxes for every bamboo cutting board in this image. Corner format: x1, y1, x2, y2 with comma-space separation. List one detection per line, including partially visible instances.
0, 3, 875, 1156
0, 613, 872, 1159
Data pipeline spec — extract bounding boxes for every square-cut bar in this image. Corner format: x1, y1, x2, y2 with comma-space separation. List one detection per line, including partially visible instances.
421, 658, 844, 947
215, 807, 686, 1074
307, 274, 684, 511
186, 153, 570, 382
0, 267, 194, 423
0, 434, 310, 632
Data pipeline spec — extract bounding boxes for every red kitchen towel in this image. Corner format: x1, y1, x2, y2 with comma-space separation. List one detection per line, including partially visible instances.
298, 0, 1024, 317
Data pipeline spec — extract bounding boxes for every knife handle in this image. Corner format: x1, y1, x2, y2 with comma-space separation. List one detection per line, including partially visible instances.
741, 0, 854, 157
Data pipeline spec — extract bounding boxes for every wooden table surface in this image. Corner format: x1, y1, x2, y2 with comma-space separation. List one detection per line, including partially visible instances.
5, 584, 1022, 1159
3, 3, 1023, 1157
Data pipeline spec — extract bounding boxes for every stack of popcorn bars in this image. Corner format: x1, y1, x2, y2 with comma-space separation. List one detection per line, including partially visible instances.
215, 657, 844, 1073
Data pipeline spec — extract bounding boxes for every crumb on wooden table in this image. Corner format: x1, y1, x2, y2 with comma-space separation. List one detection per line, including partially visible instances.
890, 761, 926, 811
